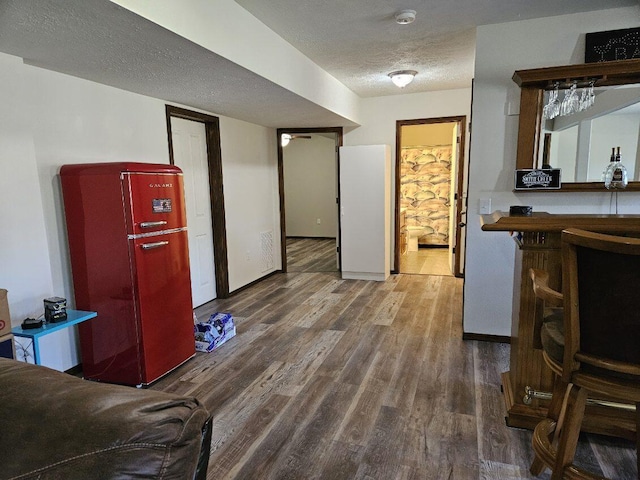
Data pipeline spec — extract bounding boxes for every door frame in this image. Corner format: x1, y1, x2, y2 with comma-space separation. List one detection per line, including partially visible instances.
276, 127, 343, 273
165, 105, 230, 298
394, 116, 467, 277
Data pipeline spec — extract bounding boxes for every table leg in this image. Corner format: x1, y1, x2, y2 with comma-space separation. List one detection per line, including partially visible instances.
32, 338, 40, 365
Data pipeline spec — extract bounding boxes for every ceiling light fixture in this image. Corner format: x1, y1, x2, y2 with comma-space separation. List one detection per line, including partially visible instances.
395, 9, 416, 25
388, 70, 417, 88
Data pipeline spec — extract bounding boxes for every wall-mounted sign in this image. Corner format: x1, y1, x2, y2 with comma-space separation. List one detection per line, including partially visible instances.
585, 27, 640, 63
515, 169, 561, 190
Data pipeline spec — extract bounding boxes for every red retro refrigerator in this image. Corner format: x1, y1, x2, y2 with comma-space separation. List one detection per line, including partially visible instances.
60, 162, 195, 386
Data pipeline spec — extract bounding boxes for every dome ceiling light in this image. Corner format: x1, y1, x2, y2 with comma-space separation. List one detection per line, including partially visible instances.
388, 70, 418, 88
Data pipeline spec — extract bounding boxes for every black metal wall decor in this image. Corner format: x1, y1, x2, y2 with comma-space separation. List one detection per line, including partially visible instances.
585, 27, 640, 63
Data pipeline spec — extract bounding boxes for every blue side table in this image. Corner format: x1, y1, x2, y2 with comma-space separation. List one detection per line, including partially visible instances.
11, 309, 97, 365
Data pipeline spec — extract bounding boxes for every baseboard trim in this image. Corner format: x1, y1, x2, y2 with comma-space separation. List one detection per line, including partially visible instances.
463, 333, 511, 344
228, 270, 282, 296
286, 236, 336, 240
342, 271, 388, 281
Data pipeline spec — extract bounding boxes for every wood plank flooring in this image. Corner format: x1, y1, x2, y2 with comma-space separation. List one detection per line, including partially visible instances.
150, 272, 636, 480
286, 237, 338, 273
399, 248, 453, 276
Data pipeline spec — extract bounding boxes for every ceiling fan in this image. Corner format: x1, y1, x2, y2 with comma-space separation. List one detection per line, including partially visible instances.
281, 133, 312, 146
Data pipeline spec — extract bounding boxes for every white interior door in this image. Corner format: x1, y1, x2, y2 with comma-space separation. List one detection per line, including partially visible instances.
170, 117, 216, 307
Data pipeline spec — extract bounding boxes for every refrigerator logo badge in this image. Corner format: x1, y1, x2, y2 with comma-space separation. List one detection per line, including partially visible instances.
149, 183, 173, 188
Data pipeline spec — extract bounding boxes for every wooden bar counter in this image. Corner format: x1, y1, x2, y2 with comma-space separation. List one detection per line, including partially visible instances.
481, 211, 640, 440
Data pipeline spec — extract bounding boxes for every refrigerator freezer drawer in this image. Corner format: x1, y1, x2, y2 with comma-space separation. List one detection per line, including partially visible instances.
131, 230, 195, 384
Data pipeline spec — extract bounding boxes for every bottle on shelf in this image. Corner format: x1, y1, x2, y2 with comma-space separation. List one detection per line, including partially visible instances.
604, 146, 628, 189
602, 147, 615, 181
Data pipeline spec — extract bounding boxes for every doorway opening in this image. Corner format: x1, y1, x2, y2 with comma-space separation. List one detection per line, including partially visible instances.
165, 105, 230, 299
277, 127, 343, 274
394, 116, 467, 277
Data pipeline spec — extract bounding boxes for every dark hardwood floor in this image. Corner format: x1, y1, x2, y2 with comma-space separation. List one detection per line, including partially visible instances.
150, 272, 636, 479
286, 237, 338, 273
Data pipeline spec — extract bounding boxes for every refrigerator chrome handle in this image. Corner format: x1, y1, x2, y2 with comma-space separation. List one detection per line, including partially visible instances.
140, 241, 169, 250
139, 221, 168, 228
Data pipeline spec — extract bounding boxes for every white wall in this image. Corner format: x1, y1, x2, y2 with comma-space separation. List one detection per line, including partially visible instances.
343, 89, 473, 267
284, 135, 337, 238
0, 51, 281, 370
401, 123, 455, 147
219, 117, 282, 292
464, 6, 640, 336
0, 54, 55, 325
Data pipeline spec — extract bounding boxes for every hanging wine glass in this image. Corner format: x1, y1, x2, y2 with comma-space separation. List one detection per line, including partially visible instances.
579, 84, 589, 111
577, 81, 596, 112
543, 83, 560, 120
586, 81, 595, 110
551, 84, 561, 118
561, 82, 579, 116
542, 92, 551, 119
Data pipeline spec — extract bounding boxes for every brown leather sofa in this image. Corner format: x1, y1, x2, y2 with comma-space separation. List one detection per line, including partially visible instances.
0, 358, 211, 480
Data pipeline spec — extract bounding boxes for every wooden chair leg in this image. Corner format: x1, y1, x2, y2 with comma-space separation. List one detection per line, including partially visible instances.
531, 375, 570, 476
531, 444, 548, 475
550, 379, 572, 447
530, 448, 547, 475
551, 385, 588, 480
548, 376, 570, 428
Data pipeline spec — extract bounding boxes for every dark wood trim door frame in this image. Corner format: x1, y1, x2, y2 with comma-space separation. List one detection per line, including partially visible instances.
165, 105, 230, 298
394, 116, 467, 277
276, 127, 343, 273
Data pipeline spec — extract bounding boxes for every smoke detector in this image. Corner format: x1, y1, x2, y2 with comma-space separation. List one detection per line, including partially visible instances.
395, 9, 416, 25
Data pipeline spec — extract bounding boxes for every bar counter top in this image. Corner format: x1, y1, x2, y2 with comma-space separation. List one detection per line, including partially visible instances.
481, 211, 640, 233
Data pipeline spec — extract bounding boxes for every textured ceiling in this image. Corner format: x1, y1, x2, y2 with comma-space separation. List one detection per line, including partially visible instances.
0, 0, 355, 128
0, 0, 637, 128
236, 0, 638, 97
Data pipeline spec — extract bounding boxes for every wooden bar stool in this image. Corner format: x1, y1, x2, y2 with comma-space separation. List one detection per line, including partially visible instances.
529, 228, 640, 480
528, 268, 567, 476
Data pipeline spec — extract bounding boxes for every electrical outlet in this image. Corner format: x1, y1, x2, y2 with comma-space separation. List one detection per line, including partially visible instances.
316, 218, 321, 224
479, 198, 492, 215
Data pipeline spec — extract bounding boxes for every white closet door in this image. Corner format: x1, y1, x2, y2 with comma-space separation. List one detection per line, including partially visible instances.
171, 117, 216, 307
339, 144, 391, 281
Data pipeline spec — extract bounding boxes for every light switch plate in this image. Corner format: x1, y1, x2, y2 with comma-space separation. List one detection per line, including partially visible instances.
479, 198, 492, 214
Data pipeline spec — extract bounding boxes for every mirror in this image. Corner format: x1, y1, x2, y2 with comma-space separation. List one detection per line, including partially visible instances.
513, 59, 640, 191
540, 85, 640, 182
